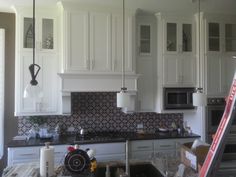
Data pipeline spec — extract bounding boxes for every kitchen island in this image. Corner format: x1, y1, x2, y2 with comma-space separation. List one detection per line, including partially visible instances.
2, 159, 198, 177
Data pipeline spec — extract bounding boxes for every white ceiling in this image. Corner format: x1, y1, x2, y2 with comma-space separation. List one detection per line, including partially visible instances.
0, 0, 236, 14
0, 0, 59, 12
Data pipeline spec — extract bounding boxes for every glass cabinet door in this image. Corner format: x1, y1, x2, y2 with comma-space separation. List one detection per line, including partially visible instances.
225, 24, 236, 52
23, 17, 54, 50
182, 24, 192, 52
208, 23, 220, 51
42, 18, 54, 50
166, 23, 177, 51
23, 17, 33, 48
139, 25, 151, 54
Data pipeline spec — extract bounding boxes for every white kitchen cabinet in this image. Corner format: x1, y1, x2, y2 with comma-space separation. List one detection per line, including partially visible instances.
130, 140, 154, 160
53, 145, 69, 165
7, 138, 197, 166
61, 3, 135, 74
14, 7, 60, 116
163, 54, 196, 87
112, 12, 135, 73
8, 146, 40, 166
8, 143, 126, 166
65, 10, 111, 72
130, 138, 196, 161
8, 145, 69, 166
154, 138, 196, 159
154, 139, 176, 158
162, 18, 196, 87
80, 142, 126, 162
206, 54, 226, 96
90, 12, 112, 72
155, 13, 196, 113
15, 52, 59, 115
204, 15, 236, 97
136, 13, 157, 112
18, 9, 57, 52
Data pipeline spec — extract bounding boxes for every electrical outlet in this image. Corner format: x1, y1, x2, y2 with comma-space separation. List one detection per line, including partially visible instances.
137, 123, 143, 129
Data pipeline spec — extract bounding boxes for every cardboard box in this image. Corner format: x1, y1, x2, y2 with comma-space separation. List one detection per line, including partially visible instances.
181, 142, 209, 172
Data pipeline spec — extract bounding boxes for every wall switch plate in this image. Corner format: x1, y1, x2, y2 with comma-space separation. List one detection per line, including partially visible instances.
137, 123, 143, 129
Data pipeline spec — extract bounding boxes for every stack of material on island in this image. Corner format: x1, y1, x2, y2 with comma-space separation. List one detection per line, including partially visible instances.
181, 139, 210, 172
2, 163, 39, 177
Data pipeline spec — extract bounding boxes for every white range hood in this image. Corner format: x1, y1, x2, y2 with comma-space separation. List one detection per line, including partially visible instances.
58, 72, 139, 92
58, 72, 139, 114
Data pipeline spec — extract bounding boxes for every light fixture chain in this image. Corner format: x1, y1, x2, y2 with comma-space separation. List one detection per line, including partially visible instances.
122, 0, 125, 89
33, 0, 35, 65
198, 0, 201, 89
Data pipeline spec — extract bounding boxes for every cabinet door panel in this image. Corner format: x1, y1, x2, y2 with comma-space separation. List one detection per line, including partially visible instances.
208, 23, 220, 52
166, 23, 177, 52
182, 24, 192, 52
163, 55, 179, 85
112, 14, 134, 72
20, 53, 39, 113
17, 53, 58, 114
90, 12, 112, 72
39, 54, 58, 112
207, 54, 226, 96
181, 55, 196, 86
23, 17, 33, 49
41, 18, 54, 50
69, 11, 89, 71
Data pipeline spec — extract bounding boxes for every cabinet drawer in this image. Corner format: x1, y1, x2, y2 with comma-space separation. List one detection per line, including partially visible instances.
154, 140, 176, 150
54, 145, 68, 160
131, 140, 153, 152
12, 147, 40, 160
130, 151, 153, 160
80, 142, 125, 155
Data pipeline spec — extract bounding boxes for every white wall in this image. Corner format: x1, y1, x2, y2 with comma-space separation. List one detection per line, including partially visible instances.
184, 107, 206, 142
0, 13, 17, 173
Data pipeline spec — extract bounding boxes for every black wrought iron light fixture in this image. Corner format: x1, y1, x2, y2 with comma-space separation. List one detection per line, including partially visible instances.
23, 0, 42, 98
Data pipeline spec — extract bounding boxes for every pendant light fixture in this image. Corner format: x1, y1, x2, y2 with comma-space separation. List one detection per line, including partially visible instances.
192, 0, 206, 106
23, 0, 43, 99
117, 0, 131, 108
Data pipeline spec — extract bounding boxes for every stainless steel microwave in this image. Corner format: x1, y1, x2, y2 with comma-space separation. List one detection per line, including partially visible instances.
163, 87, 195, 110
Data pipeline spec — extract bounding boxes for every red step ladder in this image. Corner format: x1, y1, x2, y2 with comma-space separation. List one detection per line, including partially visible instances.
199, 71, 236, 177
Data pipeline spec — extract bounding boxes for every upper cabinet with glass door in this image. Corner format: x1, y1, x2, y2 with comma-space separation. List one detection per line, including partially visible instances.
165, 21, 192, 53
225, 24, 236, 52
22, 14, 56, 52
208, 22, 220, 51
139, 24, 151, 55
205, 15, 236, 97
207, 21, 236, 52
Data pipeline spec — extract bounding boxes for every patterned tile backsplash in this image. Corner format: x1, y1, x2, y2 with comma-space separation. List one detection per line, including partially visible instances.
18, 92, 183, 135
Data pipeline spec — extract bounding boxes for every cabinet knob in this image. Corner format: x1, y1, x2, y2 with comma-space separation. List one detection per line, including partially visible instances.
91, 60, 95, 69
113, 60, 117, 70
85, 60, 90, 69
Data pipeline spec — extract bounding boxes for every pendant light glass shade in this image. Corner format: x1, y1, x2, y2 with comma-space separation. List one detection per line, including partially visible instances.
24, 84, 43, 99
193, 88, 206, 106
117, 90, 130, 108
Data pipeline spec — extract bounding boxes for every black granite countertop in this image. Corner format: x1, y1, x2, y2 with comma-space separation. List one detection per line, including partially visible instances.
8, 131, 200, 147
